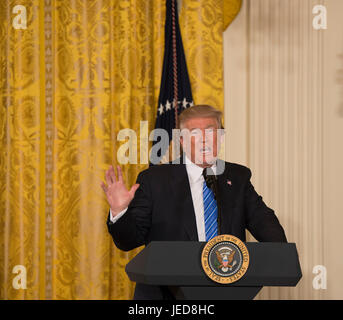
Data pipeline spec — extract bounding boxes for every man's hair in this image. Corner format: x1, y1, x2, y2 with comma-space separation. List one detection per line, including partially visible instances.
178, 104, 223, 129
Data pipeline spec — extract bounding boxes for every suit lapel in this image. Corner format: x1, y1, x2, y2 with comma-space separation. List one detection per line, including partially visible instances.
216, 161, 236, 235
168, 159, 237, 240
169, 163, 199, 241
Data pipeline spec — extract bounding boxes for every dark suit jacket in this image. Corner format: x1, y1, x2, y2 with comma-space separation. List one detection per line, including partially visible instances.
106, 159, 287, 299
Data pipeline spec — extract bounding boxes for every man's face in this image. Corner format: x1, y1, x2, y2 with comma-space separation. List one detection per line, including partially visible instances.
180, 117, 222, 168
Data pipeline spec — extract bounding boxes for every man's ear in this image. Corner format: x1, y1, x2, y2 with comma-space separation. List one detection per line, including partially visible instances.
220, 131, 225, 144
179, 135, 183, 148
218, 128, 225, 149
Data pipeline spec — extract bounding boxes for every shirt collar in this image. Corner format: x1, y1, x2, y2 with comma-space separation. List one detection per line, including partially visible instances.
185, 155, 217, 183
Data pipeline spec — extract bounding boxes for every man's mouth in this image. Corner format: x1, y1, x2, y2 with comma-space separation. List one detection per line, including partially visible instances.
200, 146, 212, 154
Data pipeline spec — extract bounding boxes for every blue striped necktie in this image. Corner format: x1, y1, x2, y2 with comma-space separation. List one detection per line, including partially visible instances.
202, 169, 218, 241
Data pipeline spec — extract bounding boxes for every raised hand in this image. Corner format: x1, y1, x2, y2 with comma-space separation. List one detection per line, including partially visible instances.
100, 165, 140, 218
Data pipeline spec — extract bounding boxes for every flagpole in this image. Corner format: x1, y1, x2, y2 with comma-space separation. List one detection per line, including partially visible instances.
171, 0, 179, 129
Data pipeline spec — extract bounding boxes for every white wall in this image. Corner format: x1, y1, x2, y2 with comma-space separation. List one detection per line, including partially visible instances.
224, 0, 343, 299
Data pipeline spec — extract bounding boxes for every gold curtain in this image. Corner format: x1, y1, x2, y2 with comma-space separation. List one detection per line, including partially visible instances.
0, 0, 241, 299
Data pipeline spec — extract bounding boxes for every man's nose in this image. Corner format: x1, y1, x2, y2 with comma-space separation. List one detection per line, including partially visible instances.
201, 130, 213, 142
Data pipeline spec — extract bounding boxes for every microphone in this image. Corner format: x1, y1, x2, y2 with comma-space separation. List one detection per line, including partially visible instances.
202, 168, 217, 198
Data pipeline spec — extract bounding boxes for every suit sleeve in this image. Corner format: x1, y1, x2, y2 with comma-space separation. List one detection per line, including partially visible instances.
106, 170, 152, 251
244, 169, 287, 242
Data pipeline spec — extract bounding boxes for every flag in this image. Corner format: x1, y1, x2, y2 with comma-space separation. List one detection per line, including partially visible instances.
151, 0, 193, 165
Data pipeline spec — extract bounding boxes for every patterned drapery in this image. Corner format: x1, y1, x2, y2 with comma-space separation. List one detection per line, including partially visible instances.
0, 0, 241, 299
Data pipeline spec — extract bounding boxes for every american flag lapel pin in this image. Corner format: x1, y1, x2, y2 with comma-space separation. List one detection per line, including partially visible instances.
227, 179, 232, 186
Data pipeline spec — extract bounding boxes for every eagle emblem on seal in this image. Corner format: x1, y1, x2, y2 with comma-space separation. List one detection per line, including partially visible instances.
215, 247, 236, 272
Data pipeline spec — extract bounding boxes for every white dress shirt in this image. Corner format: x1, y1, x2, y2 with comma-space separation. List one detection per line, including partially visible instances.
109, 156, 217, 241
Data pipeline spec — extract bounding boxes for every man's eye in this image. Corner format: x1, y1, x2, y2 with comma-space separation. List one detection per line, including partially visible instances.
191, 130, 201, 136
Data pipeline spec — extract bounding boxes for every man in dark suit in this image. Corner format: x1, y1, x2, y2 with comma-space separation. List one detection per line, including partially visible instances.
101, 105, 287, 299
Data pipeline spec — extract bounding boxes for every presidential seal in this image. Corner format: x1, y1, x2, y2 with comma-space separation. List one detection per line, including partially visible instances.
201, 234, 249, 284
